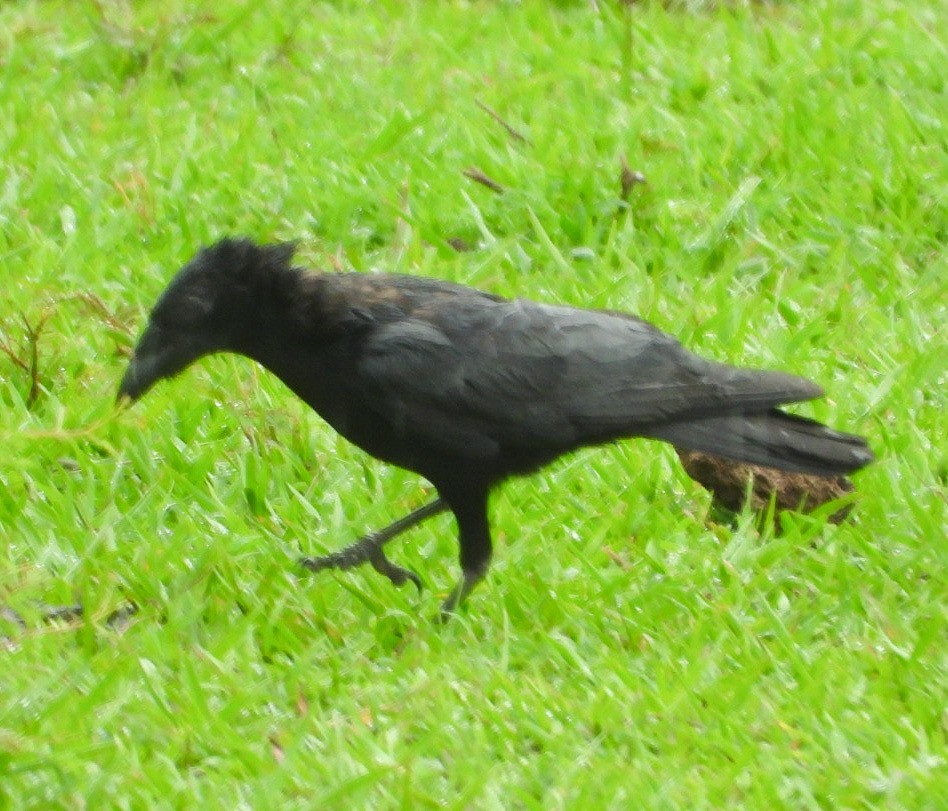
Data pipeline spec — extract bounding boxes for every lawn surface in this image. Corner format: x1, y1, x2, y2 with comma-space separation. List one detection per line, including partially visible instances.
1, 0, 946, 807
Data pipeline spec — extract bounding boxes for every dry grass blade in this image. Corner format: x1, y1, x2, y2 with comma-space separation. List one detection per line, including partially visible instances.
475, 99, 530, 145
463, 166, 505, 194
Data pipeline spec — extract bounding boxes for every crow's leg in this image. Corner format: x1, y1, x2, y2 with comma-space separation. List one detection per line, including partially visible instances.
440, 497, 492, 618
440, 562, 491, 618
300, 498, 447, 591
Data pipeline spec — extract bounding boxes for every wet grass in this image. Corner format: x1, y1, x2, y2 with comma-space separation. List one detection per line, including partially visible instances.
1, 0, 946, 807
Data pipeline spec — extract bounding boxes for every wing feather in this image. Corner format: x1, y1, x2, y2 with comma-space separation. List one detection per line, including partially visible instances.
357, 298, 821, 456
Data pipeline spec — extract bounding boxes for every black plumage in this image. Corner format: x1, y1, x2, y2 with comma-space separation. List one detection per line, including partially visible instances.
119, 238, 873, 613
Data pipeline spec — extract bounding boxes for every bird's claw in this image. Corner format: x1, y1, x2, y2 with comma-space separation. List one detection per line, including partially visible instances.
300, 548, 423, 592
370, 552, 424, 591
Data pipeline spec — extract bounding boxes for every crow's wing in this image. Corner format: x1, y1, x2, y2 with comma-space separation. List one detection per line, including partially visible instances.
356, 298, 821, 458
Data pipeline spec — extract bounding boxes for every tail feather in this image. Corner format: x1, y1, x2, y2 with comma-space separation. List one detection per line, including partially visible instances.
648, 409, 874, 476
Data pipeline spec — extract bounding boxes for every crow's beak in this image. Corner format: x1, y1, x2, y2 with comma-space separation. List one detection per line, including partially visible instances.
116, 354, 154, 402
117, 323, 205, 403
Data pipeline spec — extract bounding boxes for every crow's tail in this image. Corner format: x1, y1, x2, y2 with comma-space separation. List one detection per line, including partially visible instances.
647, 409, 874, 476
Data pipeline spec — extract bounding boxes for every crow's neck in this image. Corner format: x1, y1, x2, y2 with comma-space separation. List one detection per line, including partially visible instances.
231, 271, 353, 397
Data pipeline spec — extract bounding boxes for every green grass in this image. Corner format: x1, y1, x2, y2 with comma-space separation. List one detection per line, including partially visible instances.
1, 0, 946, 807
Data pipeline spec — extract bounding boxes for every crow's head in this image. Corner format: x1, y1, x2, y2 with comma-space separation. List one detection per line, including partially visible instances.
118, 238, 296, 401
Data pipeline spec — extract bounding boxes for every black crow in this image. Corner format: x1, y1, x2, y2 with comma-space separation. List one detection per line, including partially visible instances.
118, 238, 874, 614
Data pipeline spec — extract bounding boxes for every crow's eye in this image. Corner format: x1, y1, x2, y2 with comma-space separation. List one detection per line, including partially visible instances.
179, 292, 214, 322
150, 290, 214, 330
